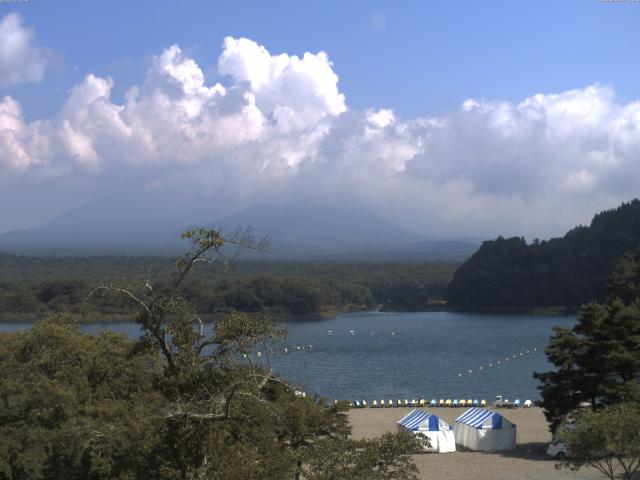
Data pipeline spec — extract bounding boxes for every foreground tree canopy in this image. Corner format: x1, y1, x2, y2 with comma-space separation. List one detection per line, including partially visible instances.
0, 229, 421, 480
535, 247, 640, 432
558, 403, 640, 480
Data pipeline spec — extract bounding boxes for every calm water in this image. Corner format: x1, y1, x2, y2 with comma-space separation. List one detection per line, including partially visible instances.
1, 311, 575, 402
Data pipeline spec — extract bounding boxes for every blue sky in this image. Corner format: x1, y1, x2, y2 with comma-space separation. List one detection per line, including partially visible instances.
7, 0, 640, 119
1, 0, 640, 237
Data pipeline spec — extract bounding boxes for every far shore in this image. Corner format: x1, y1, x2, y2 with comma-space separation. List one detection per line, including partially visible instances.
349, 406, 601, 480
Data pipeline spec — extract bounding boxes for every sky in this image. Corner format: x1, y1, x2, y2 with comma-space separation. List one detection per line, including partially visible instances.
1, 0, 640, 238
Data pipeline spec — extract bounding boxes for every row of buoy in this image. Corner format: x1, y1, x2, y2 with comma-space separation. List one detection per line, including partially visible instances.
328, 329, 395, 336
456, 348, 538, 377
241, 344, 313, 358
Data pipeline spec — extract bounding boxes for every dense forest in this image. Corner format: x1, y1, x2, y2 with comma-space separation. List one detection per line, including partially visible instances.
0, 254, 457, 320
448, 199, 640, 309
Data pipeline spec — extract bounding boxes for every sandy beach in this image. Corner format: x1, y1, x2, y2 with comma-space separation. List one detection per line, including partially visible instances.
348, 406, 604, 480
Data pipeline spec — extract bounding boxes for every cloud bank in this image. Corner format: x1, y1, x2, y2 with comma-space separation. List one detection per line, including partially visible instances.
1, 14, 639, 237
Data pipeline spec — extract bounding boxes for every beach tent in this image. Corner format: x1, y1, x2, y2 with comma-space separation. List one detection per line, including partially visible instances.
454, 407, 516, 451
396, 409, 456, 453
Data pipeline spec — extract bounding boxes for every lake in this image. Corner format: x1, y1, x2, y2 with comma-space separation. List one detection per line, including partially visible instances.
0, 311, 575, 403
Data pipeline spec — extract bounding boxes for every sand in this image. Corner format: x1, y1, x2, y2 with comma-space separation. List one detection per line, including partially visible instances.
348, 406, 604, 480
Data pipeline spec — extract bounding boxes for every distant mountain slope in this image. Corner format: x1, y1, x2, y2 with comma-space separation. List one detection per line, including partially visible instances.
0, 201, 476, 260
310, 239, 478, 261
447, 199, 640, 309
215, 204, 428, 258
210, 204, 479, 260
0, 194, 222, 255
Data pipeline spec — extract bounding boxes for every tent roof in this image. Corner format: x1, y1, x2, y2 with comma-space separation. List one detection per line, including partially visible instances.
455, 407, 513, 429
397, 409, 451, 431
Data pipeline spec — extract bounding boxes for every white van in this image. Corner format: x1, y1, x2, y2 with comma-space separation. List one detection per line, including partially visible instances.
547, 423, 575, 459
546, 438, 569, 460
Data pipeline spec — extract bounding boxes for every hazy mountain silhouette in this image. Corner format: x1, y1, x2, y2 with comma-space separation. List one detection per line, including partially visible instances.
0, 200, 479, 260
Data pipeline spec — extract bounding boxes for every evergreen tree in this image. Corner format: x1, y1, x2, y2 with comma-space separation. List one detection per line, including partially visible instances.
534, 248, 640, 432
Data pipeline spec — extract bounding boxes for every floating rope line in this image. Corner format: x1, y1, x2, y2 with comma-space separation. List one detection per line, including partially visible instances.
456, 347, 539, 377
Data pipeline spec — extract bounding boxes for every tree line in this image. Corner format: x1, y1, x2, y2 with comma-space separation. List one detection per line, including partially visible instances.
0, 254, 456, 320
448, 199, 640, 309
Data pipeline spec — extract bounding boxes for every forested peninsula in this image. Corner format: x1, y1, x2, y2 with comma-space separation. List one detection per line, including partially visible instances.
448, 199, 640, 311
0, 256, 456, 321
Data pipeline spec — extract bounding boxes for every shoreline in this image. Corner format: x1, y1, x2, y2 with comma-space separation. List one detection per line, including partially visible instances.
0, 304, 579, 324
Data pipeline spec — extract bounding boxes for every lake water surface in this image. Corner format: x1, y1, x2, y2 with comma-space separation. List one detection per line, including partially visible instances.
1, 311, 575, 402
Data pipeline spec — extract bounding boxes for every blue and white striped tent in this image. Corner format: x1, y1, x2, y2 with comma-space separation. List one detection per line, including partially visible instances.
397, 410, 456, 453
454, 407, 516, 451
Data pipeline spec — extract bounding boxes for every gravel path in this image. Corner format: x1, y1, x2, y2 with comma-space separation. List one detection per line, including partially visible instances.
348, 407, 604, 480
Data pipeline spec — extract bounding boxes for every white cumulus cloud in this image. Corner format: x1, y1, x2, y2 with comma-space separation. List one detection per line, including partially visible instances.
1, 34, 640, 238
0, 13, 48, 87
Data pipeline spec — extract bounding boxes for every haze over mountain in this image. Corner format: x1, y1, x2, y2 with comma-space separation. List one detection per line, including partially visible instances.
0, 200, 480, 260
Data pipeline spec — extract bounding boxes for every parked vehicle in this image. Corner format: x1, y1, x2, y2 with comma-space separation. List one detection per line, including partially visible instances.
547, 424, 575, 460
546, 438, 569, 460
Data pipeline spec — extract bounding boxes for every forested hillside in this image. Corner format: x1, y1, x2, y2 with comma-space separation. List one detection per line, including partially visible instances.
0, 255, 456, 320
447, 199, 640, 309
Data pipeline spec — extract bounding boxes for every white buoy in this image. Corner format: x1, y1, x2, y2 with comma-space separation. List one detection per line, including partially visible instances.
468, 369, 472, 374
479, 366, 483, 370
284, 348, 288, 354
497, 360, 501, 364
257, 351, 262, 357
489, 363, 493, 367
458, 373, 462, 377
